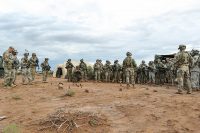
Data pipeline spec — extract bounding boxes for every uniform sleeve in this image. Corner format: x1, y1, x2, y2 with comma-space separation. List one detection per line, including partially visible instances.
132, 59, 137, 68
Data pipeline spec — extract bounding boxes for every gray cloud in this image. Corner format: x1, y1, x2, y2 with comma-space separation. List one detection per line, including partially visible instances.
0, 8, 200, 68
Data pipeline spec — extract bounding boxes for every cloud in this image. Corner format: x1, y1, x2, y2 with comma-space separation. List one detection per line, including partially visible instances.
0, 0, 200, 68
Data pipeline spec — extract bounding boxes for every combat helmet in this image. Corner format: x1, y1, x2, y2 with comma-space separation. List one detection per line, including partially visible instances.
178, 44, 186, 50
126, 52, 132, 56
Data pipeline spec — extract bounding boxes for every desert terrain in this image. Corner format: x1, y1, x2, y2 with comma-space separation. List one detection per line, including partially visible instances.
0, 75, 200, 133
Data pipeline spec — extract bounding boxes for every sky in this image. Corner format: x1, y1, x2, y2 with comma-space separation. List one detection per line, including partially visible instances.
0, 0, 200, 68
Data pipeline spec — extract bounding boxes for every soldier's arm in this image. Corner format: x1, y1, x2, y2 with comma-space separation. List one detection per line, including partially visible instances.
132, 59, 137, 68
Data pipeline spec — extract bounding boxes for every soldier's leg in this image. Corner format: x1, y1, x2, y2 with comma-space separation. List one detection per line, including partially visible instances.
177, 69, 184, 93
191, 71, 199, 90
130, 68, 135, 86
152, 73, 155, 84
185, 70, 192, 94
108, 72, 111, 82
42, 71, 46, 81
94, 71, 97, 81
10, 69, 16, 87
84, 71, 87, 81
45, 71, 48, 81
31, 67, 36, 81
12, 69, 17, 85
27, 68, 32, 83
97, 70, 101, 82
21, 69, 27, 84
4, 68, 11, 87
125, 68, 130, 85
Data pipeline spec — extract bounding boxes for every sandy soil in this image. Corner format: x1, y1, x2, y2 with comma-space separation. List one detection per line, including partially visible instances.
0, 75, 200, 133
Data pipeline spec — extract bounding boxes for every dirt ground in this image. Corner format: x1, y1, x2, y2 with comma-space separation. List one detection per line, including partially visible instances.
0, 75, 200, 133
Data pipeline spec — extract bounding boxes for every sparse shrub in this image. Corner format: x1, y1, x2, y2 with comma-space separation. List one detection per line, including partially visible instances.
65, 89, 75, 97
3, 123, 21, 133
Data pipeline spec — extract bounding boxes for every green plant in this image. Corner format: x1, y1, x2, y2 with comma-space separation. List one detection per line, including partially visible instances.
65, 89, 75, 97
3, 123, 21, 133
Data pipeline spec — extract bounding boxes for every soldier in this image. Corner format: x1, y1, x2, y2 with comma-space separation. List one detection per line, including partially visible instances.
2, 46, 15, 88
79, 59, 87, 81
94, 59, 102, 82
148, 61, 156, 84
155, 59, 166, 85
138, 60, 148, 84
65, 59, 74, 82
73, 66, 82, 82
190, 50, 200, 91
99, 59, 104, 80
41, 58, 51, 82
21, 52, 32, 85
103, 60, 112, 82
174, 45, 193, 94
12, 49, 20, 85
123, 52, 137, 88
165, 58, 174, 85
112, 60, 121, 83
29, 53, 39, 81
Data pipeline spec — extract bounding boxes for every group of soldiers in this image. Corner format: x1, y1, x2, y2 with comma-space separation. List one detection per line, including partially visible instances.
2, 46, 51, 88
2, 45, 200, 94
65, 45, 200, 94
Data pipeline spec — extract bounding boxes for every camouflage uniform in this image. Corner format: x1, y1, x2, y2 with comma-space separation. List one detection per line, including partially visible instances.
148, 61, 156, 84
41, 58, 51, 82
79, 59, 87, 81
2, 47, 15, 87
165, 58, 175, 85
155, 59, 166, 85
174, 45, 193, 94
103, 60, 112, 82
29, 53, 39, 81
99, 60, 104, 80
12, 50, 20, 85
190, 51, 200, 90
123, 52, 137, 87
138, 60, 148, 84
65, 59, 74, 82
112, 60, 121, 83
21, 53, 32, 84
94, 59, 102, 82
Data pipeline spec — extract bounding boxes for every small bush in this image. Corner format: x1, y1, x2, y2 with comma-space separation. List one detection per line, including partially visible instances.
3, 123, 21, 133
65, 89, 75, 97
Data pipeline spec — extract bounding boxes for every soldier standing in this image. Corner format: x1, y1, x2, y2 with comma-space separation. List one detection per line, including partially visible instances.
41, 58, 51, 82
190, 50, 200, 91
123, 52, 137, 88
29, 53, 39, 81
174, 45, 193, 94
99, 59, 104, 81
156, 59, 166, 85
94, 59, 101, 82
138, 60, 148, 84
148, 61, 156, 84
165, 58, 174, 85
2, 46, 15, 88
65, 59, 74, 82
103, 60, 112, 82
21, 53, 32, 85
112, 60, 121, 83
79, 59, 87, 81
12, 49, 20, 85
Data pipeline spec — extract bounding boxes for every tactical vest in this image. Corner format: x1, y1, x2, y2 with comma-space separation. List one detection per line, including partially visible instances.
124, 57, 133, 68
